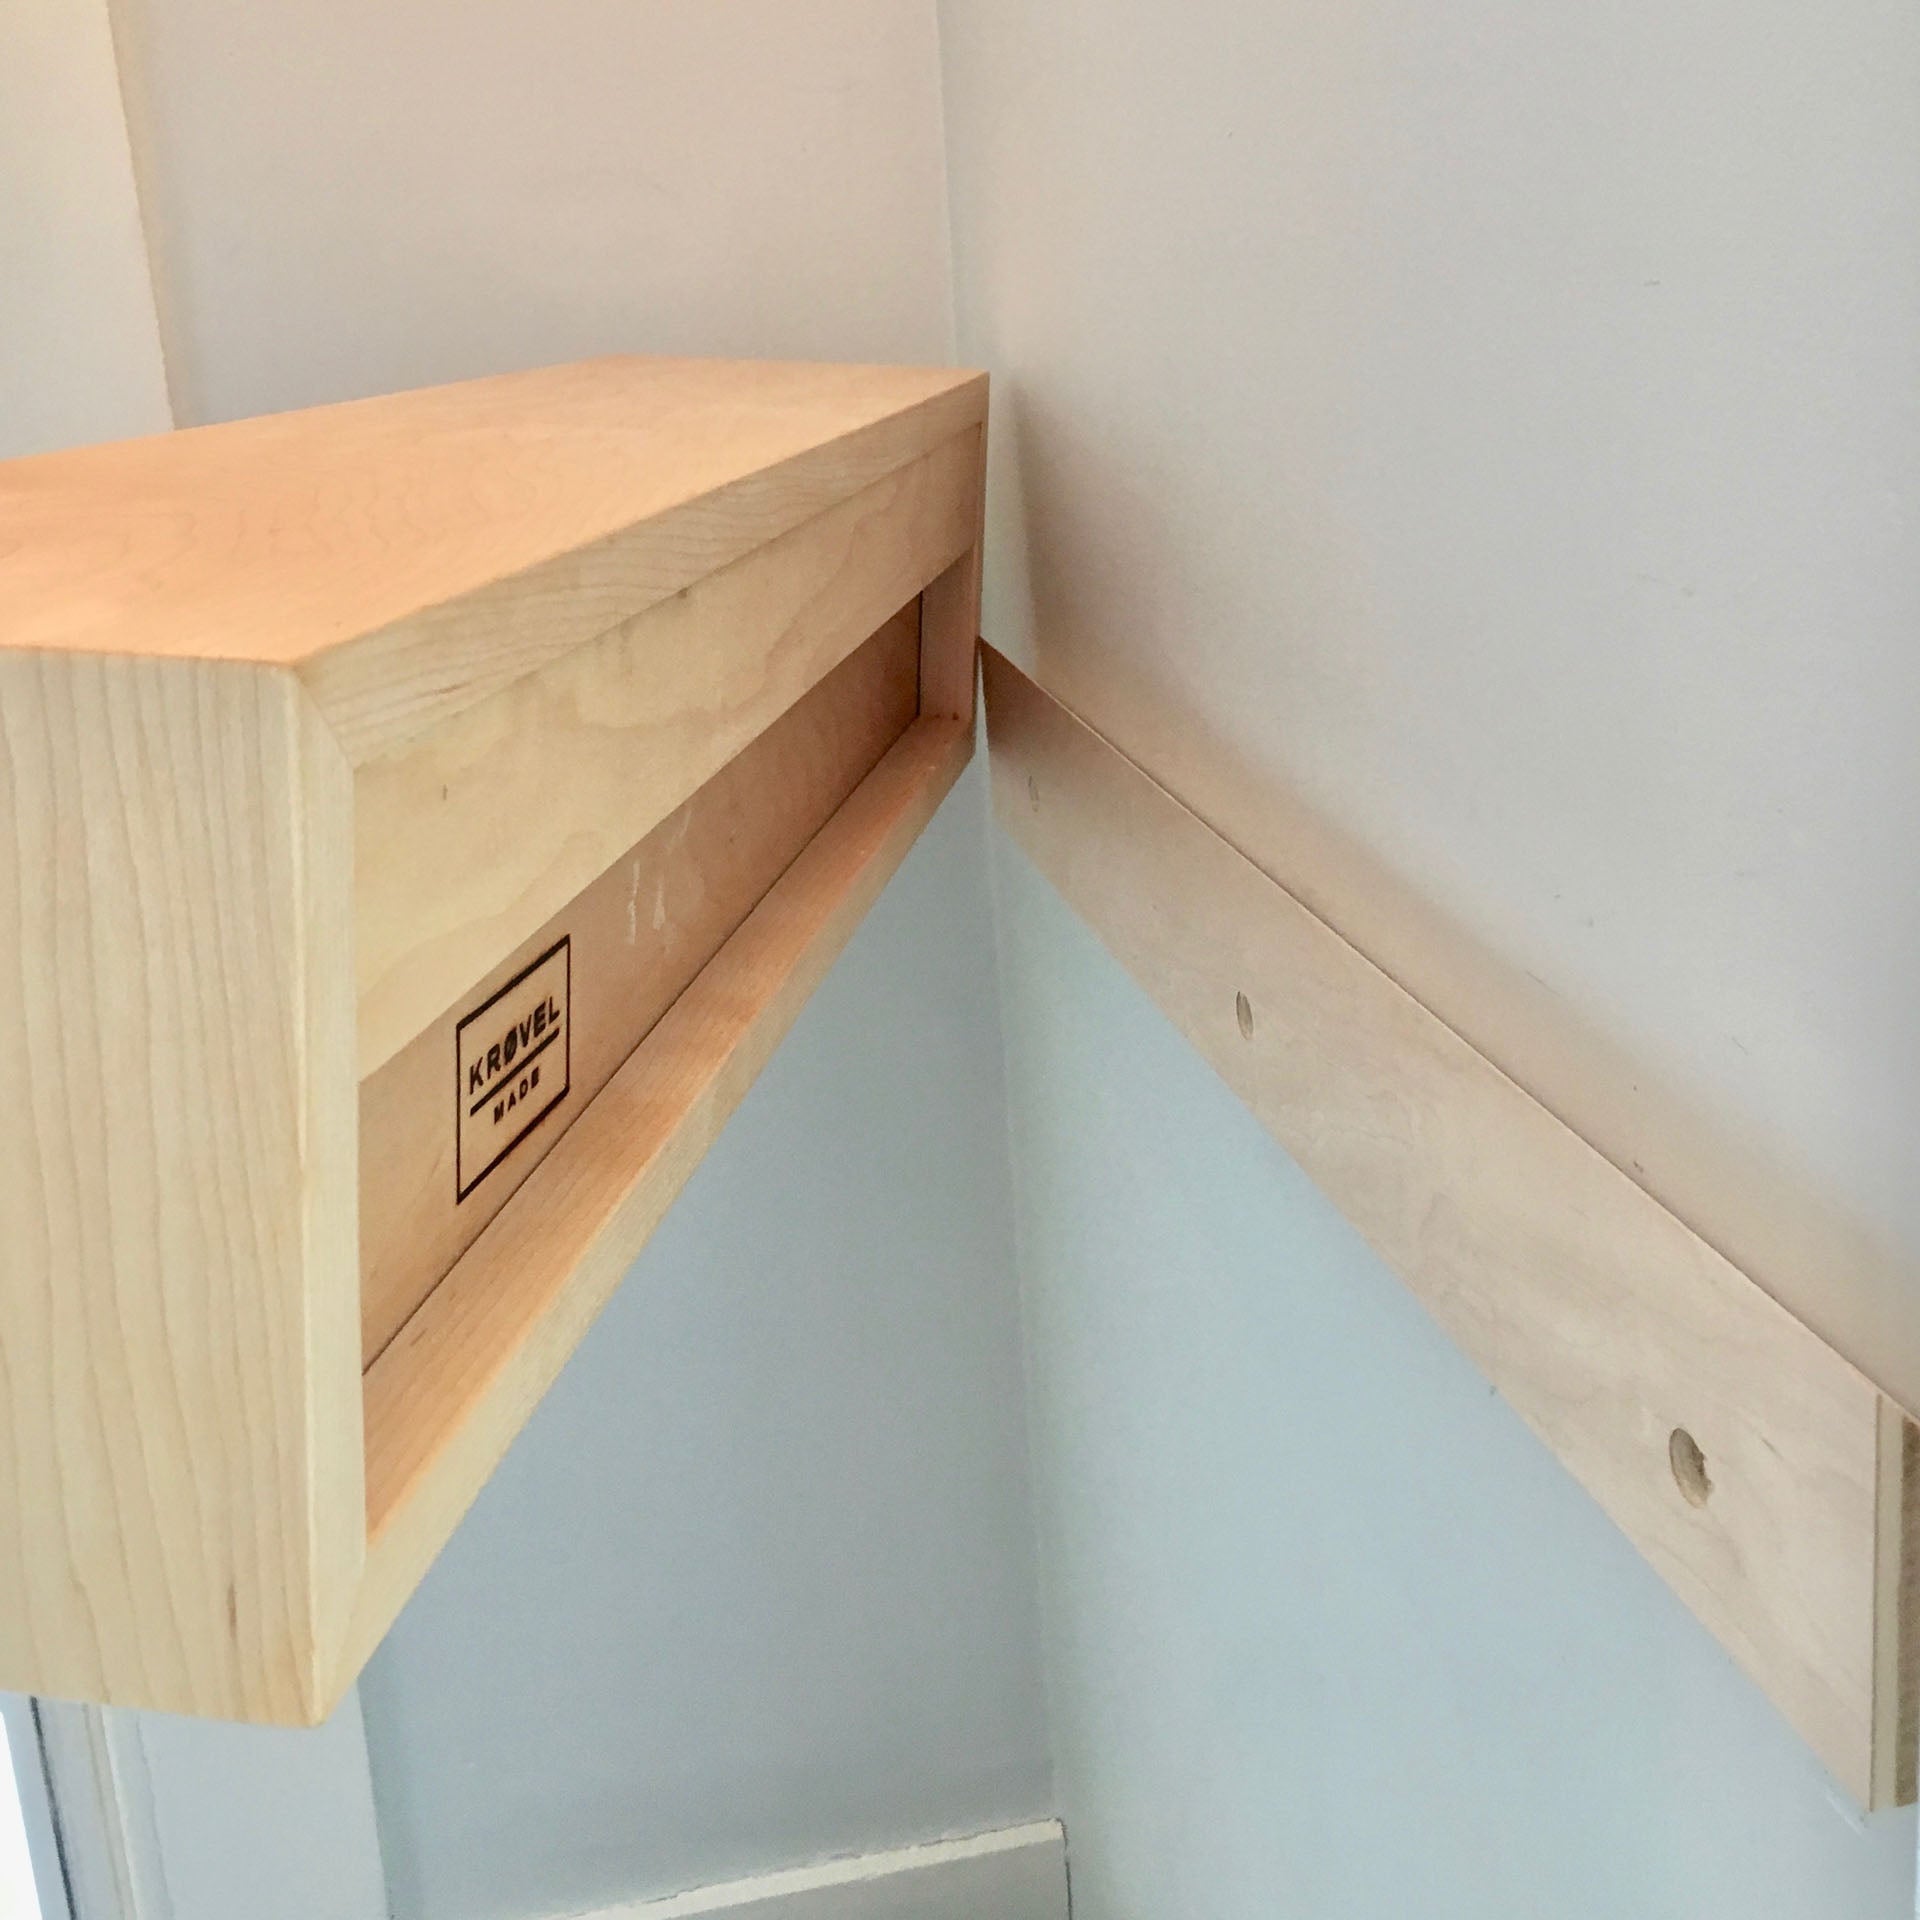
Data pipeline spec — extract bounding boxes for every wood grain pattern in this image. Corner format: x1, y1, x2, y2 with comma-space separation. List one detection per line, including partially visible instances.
343, 718, 972, 1684
358, 606, 921, 1364
0, 357, 985, 759
983, 645, 1919, 1808
0, 656, 362, 1723
1873, 1404, 1920, 1805
353, 432, 977, 1076
916, 428, 986, 720
0, 356, 986, 1723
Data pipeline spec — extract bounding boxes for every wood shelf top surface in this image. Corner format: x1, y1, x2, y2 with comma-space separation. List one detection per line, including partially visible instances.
0, 355, 985, 682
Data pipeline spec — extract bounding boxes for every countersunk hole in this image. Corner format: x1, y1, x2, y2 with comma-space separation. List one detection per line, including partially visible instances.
1235, 991, 1254, 1040
1027, 774, 1041, 811
1669, 1427, 1711, 1507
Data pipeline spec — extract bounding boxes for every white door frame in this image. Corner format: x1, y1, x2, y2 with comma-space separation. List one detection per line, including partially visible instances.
34, 1692, 388, 1920
1, 1693, 73, 1920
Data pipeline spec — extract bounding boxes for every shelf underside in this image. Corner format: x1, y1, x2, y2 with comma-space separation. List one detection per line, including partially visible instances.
346, 702, 973, 1682
359, 604, 926, 1364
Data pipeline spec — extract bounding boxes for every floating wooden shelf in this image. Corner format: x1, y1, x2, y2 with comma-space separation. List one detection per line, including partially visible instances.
13, 362, 1896, 1807
982, 646, 1920, 1811
0, 358, 985, 1725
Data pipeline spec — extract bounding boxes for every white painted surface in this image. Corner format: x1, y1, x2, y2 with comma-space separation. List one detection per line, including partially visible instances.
992, 836, 1917, 1920
577, 1820, 1066, 1920
0, 0, 171, 455
110, 0, 956, 422
358, 767, 1048, 1920
937, 0, 1920, 1413
0, 1704, 51, 1920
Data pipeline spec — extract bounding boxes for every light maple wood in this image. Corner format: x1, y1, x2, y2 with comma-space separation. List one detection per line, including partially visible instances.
0, 356, 986, 757
915, 428, 986, 720
0, 357, 984, 1722
1873, 1403, 1920, 1804
1028, 634, 1920, 1429
359, 606, 921, 1363
345, 717, 972, 1682
353, 434, 977, 1075
982, 645, 1920, 1809
0, 656, 363, 1723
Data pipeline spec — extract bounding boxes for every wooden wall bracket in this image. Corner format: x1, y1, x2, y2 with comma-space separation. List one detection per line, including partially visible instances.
0, 358, 985, 1725
982, 645, 1919, 1811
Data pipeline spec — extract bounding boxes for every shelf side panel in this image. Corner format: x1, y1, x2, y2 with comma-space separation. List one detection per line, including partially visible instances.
0, 656, 363, 1722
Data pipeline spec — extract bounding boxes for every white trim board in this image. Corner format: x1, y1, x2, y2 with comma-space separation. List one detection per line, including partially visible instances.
36, 1691, 387, 1920
567, 1821, 1067, 1920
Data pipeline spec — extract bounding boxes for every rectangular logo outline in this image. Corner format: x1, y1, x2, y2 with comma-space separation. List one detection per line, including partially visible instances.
454, 934, 572, 1201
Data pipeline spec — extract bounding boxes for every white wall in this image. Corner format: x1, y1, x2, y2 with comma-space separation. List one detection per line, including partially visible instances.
992, 844, 1917, 1919
938, 0, 1920, 1910
0, 0, 170, 454
109, 0, 956, 421
92, 6, 1049, 1915
938, 0, 1920, 1413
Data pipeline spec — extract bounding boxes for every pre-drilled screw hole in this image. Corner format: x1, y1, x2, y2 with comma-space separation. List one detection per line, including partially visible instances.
1235, 991, 1254, 1040
1669, 1427, 1711, 1507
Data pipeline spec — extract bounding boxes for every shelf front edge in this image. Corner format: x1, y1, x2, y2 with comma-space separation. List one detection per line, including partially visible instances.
339, 713, 973, 1693
981, 644, 1919, 1810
